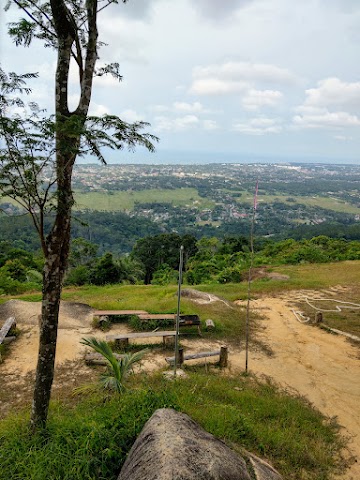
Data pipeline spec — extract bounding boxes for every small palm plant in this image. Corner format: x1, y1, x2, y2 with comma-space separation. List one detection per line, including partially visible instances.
79, 337, 147, 394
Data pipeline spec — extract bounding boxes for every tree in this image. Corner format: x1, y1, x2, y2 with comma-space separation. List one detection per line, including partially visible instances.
89, 252, 121, 285
69, 238, 98, 268
1, 1, 157, 431
131, 233, 192, 284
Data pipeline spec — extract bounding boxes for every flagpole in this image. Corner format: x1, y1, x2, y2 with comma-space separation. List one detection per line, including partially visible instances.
245, 180, 258, 373
174, 245, 184, 377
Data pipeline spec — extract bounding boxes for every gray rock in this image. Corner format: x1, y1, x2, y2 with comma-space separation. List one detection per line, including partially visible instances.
248, 453, 283, 480
181, 288, 212, 301
118, 408, 283, 480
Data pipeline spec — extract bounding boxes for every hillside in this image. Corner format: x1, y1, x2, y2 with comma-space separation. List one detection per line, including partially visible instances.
1, 260, 359, 479
2, 163, 360, 255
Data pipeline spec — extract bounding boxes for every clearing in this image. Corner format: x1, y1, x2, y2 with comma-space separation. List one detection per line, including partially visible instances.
0, 288, 359, 479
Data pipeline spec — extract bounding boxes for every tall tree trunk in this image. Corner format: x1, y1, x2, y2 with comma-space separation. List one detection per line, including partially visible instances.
30, 0, 98, 431
30, 158, 74, 431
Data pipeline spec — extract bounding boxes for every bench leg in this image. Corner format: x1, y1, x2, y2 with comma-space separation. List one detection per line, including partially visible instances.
163, 336, 175, 348
178, 347, 184, 366
219, 346, 228, 368
115, 338, 129, 350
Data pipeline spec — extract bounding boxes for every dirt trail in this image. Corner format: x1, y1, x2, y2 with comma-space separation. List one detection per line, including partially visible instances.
1, 295, 359, 479
233, 294, 360, 480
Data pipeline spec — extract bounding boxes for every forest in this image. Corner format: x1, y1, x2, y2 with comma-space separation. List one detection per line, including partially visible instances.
1, 232, 360, 294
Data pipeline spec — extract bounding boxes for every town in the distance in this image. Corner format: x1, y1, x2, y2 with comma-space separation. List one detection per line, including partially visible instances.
1, 162, 360, 255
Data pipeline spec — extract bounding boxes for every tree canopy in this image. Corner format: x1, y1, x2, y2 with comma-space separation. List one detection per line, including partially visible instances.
1, 0, 158, 431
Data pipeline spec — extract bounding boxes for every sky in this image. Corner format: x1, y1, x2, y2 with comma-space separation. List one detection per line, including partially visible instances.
1, 0, 360, 164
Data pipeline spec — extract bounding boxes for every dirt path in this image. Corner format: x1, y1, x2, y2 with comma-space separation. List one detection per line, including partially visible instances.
233, 294, 360, 480
1, 294, 359, 479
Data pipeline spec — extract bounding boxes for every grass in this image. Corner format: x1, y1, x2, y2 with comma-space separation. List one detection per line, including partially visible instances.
194, 261, 360, 300
1, 261, 356, 479
4, 189, 359, 214
0, 372, 346, 480
14, 260, 360, 306
7, 260, 360, 340
294, 286, 360, 337
237, 191, 360, 214
73, 188, 214, 211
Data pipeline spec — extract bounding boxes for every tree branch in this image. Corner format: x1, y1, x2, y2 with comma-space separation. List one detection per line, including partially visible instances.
11, 0, 57, 42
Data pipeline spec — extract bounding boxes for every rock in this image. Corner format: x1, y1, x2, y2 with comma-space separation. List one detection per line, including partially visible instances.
162, 369, 188, 380
118, 408, 283, 480
248, 453, 283, 480
205, 319, 215, 330
181, 288, 212, 301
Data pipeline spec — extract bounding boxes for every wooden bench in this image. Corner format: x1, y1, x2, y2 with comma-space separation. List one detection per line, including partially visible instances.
138, 314, 176, 321
138, 314, 202, 335
84, 352, 125, 365
106, 330, 177, 348
165, 346, 228, 368
0, 317, 16, 361
93, 310, 148, 317
0, 317, 16, 345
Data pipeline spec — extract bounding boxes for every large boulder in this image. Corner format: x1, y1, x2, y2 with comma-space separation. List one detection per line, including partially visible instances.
118, 408, 283, 480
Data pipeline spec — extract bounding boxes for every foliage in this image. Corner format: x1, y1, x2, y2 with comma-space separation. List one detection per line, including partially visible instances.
128, 314, 172, 332
69, 238, 98, 268
3, 231, 360, 290
1, 0, 159, 431
151, 263, 178, 285
85, 252, 144, 286
79, 337, 147, 394
65, 265, 90, 286
89, 253, 122, 285
0, 373, 346, 480
131, 233, 197, 284
0, 243, 42, 293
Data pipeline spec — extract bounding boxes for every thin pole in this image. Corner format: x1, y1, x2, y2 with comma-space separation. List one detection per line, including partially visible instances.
174, 245, 184, 376
245, 181, 258, 373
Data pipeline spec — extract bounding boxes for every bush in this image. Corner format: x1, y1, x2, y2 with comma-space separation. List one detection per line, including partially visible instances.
90, 253, 121, 285
151, 264, 178, 285
66, 265, 91, 286
217, 266, 243, 284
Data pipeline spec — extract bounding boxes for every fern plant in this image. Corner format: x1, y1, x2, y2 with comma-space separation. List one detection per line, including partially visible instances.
80, 337, 147, 394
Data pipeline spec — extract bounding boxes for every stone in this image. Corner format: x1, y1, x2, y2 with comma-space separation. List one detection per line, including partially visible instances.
118, 408, 283, 480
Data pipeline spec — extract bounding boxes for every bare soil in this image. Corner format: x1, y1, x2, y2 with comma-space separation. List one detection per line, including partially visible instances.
235, 288, 360, 480
0, 291, 359, 479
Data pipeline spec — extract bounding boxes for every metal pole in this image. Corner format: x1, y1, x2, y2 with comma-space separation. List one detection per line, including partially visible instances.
174, 245, 184, 377
245, 181, 258, 373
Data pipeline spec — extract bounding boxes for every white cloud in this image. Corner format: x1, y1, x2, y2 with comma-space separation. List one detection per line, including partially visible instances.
120, 109, 144, 122
93, 73, 122, 88
154, 114, 200, 132
320, 0, 360, 13
293, 110, 360, 129
242, 89, 283, 111
173, 101, 206, 113
189, 63, 295, 121
334, 135, 353, 141
232, 117, 282, 135
293, 78, 360, 132
203, 119, 219, 130
114, 0, 157, 20
192, 61, 297, 85
304, 77, 360, 110
190, 78, 249, 96
150, 104, 170, 113
190, 0, 254, 21
150, 101, 209, 114
89, 103, 111, 116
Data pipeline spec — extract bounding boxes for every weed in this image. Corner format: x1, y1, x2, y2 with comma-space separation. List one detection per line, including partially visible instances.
0, 372, 347, 480
92, 316, 111, 332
